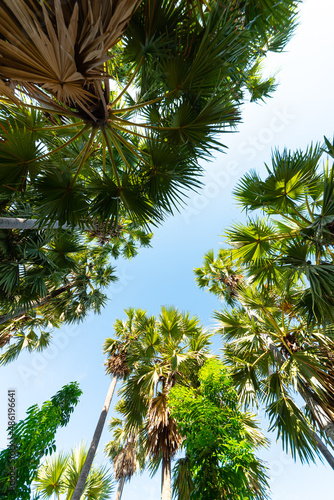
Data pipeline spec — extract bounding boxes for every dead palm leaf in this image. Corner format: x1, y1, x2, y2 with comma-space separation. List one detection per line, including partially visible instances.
105, 351, 131, 379
145, 392, 182, 459
113, 437, 137, 481
0, 0, 141, 117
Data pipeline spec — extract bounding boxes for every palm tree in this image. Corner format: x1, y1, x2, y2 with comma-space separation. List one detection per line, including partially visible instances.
0, 226, 120, 364
224, 140, 334, 445
105, 408, 146, 500
195, 138, 334, 468
0, 147, 152, 362
196, 248, 334, 469
34, 451, 68, 500
33, 445, 114, 499
109, 435, 137, 500
119, 306, 212, 500
0, 0, 299, 231
71, 308, 147, 500
0, 0, 298, 364
227, 142, 334, 324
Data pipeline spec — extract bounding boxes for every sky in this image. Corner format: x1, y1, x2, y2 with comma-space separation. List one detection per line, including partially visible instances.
1, 0, 334, 498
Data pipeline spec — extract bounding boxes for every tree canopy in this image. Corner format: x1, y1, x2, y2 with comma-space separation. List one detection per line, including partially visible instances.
227, 140, 334, 324
0, 382, 82, 500
0, 0, 299, 366
195, 140, 334, 467
168, 359, 269, 500
0, 0, 299, 228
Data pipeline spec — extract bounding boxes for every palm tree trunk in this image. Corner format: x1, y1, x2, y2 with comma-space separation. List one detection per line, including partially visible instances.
312, 432, 334, 470
0, 281, 77, 325
298, 384, 334, 444
161, 455, 172, 500
115, 476, 125, 500
72, 376, 118, 500
0, 217, 70, 230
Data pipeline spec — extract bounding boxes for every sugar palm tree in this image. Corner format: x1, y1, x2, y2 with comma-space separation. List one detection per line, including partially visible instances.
0, 225, 121, 363
105, 407, 146, 500
71, 308, 147, 500
225, 139, 334, 444
0, 0, 298, 231
0, 0, 298, 368
228, 141, 334, 324
33, 445, 114, 500
34, 451, 68, 500
119, 306, 212, 500
107, 433, 137, 500
195, 138, 334, 467
196, 248, 334, 469
0, 134, 152, 362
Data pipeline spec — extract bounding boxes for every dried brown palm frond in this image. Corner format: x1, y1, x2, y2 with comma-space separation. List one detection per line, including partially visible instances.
113, 436, 137, 481
0, 330, 11, 348
86, 220, 122, 246
106, 351, 131, 379
146, 392, 183, 459
0, 0, 141, 119
219, 272, 243, 298
0, 80, 19, 104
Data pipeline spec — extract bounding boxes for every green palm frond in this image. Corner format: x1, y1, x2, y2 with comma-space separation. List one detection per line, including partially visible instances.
0, 0, 298, 231
172, 457, 194, 500
226, 219, 276, 263
266, 393, 320, 464
244, 0, 299, 52
234, 145, 322, 214
246, 59, 277, 102
33, 445, 113, 500
34, 452, 69, 499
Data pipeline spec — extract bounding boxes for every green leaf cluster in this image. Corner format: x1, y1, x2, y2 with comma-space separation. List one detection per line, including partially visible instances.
0, 382, 82, 500
168, 359, 269, 500
0, 0, 299, 229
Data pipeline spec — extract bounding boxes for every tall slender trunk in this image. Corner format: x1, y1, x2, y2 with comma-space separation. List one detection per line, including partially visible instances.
0, 281, 77, 326
71, 376, 118, 500
298, 383, 334, 444
115, 476, 125, 500
161, 455, 172, 500
313, 432, 334, 469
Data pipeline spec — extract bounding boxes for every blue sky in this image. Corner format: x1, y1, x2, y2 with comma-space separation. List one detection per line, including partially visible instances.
1, 0, 334, 498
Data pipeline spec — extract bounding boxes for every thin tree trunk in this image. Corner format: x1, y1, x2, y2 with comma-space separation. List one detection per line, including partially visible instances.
71, 376, 118, 500
313, 432, 334, 470
115, 476, 125, 500
0, 281, 76, 326
161, 455, 172, 500
0, 217, 70, 230
298, 384, 334, 444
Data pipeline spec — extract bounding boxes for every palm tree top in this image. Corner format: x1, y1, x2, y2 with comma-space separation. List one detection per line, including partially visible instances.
33, 444, 114, 500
